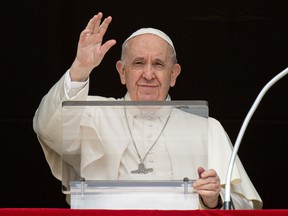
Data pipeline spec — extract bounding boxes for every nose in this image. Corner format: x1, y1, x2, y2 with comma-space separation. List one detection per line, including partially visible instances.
142, 64, 155, 80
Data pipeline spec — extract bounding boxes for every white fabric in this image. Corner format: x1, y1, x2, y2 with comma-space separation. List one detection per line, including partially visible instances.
123, 28, 175, 52
33, 71, 262, 209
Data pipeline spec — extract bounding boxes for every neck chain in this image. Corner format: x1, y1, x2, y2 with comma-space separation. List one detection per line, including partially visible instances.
124, 105, 171, 174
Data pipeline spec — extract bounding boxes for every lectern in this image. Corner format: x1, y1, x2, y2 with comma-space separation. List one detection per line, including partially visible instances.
61, 100, 208, 209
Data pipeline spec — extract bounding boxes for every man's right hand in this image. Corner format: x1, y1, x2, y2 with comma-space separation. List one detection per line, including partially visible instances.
70, 12, 116, 82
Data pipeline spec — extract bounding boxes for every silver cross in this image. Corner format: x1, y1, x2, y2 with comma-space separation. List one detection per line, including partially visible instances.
131, 162, 153, 174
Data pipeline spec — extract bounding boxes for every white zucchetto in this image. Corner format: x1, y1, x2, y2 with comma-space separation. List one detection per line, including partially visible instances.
123, 28, 175, 52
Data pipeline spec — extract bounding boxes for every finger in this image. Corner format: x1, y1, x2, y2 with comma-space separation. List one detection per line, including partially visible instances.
197, 188, 220, 198
85, 12, 103, 35
98, 16, 113, 38
194, 170, 220, 188
194, 177, 219, 189
193, 167, 206, 189
197, 167, 205, 178
83, 16, 113, 46
101, 39, 117, 55
197, 179, 220, 190
200, 169, 218, 179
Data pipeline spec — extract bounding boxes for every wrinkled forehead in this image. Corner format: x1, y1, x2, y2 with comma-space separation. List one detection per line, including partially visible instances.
124, 35, 175, 63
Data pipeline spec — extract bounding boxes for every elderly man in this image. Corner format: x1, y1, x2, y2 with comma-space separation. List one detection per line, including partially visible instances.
33, 12, 262, 209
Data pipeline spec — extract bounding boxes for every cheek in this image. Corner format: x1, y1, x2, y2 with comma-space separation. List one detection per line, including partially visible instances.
125, 74, 139, 89
128, 72, 142, 83
159, 75, 173, 88
168, 72, 176, 87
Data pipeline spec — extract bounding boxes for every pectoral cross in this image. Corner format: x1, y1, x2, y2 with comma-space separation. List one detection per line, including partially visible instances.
131, 162, 153, 174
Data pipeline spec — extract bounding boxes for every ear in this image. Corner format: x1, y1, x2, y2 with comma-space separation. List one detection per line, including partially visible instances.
116, 60, 126, 85
169, 63, 181, 87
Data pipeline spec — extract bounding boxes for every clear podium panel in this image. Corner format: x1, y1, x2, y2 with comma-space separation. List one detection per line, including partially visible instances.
70, 179, 198, 209
62, 100, 209, 209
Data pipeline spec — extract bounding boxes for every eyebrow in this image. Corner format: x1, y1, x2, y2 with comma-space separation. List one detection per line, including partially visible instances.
129, 56, 167, 63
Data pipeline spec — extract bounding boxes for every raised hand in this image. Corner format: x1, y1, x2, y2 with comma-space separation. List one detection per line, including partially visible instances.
70, 12, 116, 81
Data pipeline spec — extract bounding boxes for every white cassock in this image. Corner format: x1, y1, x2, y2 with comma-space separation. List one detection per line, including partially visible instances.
33, 71, 262, 209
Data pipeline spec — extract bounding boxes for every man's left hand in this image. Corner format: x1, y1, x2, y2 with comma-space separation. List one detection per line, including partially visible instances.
193, 167, 222, 208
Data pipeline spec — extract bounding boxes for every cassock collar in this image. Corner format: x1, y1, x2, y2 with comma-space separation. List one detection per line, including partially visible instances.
123, 92, 171, 102
123, 92, 173, 121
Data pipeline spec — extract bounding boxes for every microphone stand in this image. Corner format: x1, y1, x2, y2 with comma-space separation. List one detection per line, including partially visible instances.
224, 67, 288, 210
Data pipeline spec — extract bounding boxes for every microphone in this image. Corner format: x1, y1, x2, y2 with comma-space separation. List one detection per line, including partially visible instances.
223, 67, 288, 210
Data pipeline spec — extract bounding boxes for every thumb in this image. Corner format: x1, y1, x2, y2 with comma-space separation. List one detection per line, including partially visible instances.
101, 39, 117, 56
197, 167, 205, 178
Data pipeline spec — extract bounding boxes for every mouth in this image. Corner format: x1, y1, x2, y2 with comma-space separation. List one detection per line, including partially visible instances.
138, 85, 159, 92
138, 83, 158, 88
139, 84, 157, 88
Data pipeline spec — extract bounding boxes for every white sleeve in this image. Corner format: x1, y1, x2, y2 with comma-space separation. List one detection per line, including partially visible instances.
229, 191, 254, 209
220, 188, 254, 209
33, 70, 90, 180
64, 70, 89, 98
